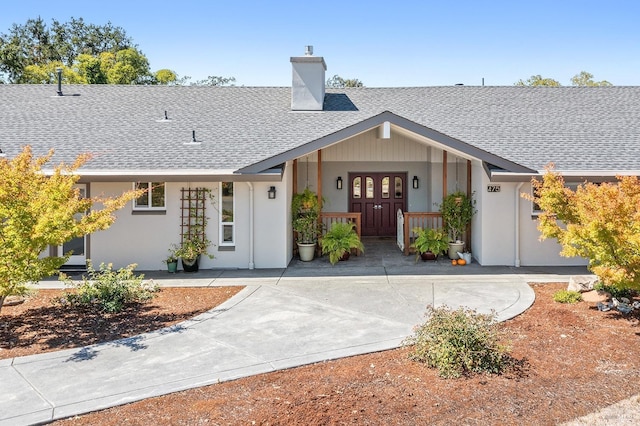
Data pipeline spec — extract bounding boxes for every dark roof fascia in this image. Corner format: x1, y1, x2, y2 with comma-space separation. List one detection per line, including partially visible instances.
487, 166, 634, 183
237, 111, 536, 175
49, 168, 284, 184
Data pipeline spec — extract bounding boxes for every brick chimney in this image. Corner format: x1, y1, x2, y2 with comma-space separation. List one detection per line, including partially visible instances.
290, 46, 326, 111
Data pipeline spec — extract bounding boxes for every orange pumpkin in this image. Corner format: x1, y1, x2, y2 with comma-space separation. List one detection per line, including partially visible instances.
457, 259, 467, 266
451, 259, 458, 266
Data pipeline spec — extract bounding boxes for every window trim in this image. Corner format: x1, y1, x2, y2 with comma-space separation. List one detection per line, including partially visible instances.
132, 182, 166, 211
531, 182, 579, 216
219, 182, 235, 246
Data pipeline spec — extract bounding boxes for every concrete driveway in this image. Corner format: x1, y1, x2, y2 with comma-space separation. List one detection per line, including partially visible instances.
0, 265, 584, 425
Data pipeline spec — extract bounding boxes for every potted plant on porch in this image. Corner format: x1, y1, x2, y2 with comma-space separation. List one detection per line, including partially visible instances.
292, 188, 323, 261
165, 245, 179, 273
321, 222, 364, 265
410, 227, 449, 262
439, 191, 477, 259
174, 238, 213, 273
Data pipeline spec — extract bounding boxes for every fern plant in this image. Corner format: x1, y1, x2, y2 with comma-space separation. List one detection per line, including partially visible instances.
321, 222, 364, 265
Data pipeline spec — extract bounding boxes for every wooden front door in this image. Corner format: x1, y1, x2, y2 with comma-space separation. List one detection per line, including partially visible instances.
349, 173, 407, 236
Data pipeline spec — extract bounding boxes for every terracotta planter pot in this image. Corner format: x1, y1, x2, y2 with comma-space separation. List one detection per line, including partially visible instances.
340, 251, 350, 261
420, 252, 437, 261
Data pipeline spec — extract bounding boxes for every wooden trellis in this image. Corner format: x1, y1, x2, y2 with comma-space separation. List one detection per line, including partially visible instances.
180, 188, 207, 244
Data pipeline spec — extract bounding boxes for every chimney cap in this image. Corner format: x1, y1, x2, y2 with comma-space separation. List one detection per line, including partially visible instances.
305, 45, 313, 56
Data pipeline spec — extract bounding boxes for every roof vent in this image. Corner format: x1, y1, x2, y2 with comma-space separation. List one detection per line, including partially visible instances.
156, 110, 172, 122
56, 67, 63, 96
184, 130, 201, 145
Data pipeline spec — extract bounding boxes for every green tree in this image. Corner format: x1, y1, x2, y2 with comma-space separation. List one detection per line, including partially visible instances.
155, 69, 178, 85
570, 71, 612, 86
76, 53, 107, 84
103, 48, 151, 84
22, 61, 86, 84
192, 75, 236, 86
525, 165, 640, 290
0, 146, 144, 312
515, 75, 561, 87
326, 74, 364, 88
0, 17, 132, 83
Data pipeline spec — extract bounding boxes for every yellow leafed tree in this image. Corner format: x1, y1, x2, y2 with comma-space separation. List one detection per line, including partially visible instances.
0, 146, 144, 312
525, 165, 640, 290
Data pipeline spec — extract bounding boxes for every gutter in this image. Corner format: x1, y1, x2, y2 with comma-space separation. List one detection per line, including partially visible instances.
247, 182, 255, 269
514, 182, 524, 267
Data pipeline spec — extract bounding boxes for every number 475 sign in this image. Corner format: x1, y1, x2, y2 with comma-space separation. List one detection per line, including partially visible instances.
487, 185, 501, 193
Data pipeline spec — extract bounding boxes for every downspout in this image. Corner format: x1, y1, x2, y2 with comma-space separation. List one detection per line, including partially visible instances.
247, 182, 255, 269
514, 182, 524, 267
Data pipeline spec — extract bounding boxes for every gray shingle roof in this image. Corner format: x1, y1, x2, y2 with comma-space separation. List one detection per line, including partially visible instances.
1, 84, 639, 176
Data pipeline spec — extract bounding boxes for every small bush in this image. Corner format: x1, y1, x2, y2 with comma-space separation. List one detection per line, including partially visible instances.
60, 262, 158, 313
403, 305, 510, 378
553, 290, 582, 304
593, 282, 636, 299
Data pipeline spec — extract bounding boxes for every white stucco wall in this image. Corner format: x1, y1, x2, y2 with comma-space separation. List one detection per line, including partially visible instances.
473, 174, 588, 267
88, 179, 288, 271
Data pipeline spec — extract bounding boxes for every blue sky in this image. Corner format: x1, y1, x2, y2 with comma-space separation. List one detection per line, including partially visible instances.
2, 0, 639, 86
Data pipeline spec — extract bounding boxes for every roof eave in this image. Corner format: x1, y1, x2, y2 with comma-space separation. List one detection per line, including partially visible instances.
237, 111, 535, 175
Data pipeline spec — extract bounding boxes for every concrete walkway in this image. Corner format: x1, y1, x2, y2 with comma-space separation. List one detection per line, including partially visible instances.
0, 264, 584, 425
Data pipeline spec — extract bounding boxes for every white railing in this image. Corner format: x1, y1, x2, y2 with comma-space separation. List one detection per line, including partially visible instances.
396, 209, 405, 251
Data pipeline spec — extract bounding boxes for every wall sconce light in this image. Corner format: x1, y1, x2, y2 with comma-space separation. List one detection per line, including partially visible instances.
412, 175, 419, 189
336, 176, 343, 190
268, 186, 276, 199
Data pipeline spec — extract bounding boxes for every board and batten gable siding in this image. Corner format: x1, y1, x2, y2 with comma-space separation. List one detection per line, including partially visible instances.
295, 128, 469, 213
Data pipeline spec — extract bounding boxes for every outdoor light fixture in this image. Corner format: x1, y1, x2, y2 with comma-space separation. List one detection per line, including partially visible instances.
0, 149, 5, 158
55, 67, 63, 96
268, 186, 277, 199
336, 176, 343, 190
412, 175, 419, 189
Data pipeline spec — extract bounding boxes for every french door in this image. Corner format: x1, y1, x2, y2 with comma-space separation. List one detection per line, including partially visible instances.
349, 173, 407, 236
59, 184, 87, 266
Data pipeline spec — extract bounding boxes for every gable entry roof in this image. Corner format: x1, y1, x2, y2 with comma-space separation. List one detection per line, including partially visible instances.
2, 84, 640, 181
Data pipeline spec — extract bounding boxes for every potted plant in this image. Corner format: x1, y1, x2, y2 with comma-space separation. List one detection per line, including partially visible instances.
410, 227, 449, 262
292, 188, 323, 261
321, 222, 364, 265
438, 191, 477, 259
174, 238, 213, 272
165, 245, 179, 273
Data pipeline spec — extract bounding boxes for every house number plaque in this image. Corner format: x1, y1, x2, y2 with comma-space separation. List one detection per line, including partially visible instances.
487, 185, 501, 193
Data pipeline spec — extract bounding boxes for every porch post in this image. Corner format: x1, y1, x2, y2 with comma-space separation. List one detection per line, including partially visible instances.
467, 159, 472, 249
442, 150, 448, 197
317, 149, 323, 207
292, 159, 298, 195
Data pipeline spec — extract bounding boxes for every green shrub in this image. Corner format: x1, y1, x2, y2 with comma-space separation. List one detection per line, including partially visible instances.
553, 289, 582, 303
404, 305, 510, 378
60, 261, 158, 313
593, 282, 636, 299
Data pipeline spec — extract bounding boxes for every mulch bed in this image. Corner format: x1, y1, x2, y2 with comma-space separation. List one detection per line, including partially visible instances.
2, 283, 639, 425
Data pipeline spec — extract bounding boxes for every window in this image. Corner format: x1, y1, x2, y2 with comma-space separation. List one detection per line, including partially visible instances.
531, 182, 579, 216
381, 176, 390, 199
133, 182, 165, 210
220, 182, 235, 245
394, 177, 403, 198
352, 177, 361, 198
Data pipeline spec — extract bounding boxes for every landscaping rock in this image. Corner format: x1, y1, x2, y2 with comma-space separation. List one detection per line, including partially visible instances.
581, 290, 610, 303
4, 296, 26, 306
567, 275, 598, 292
